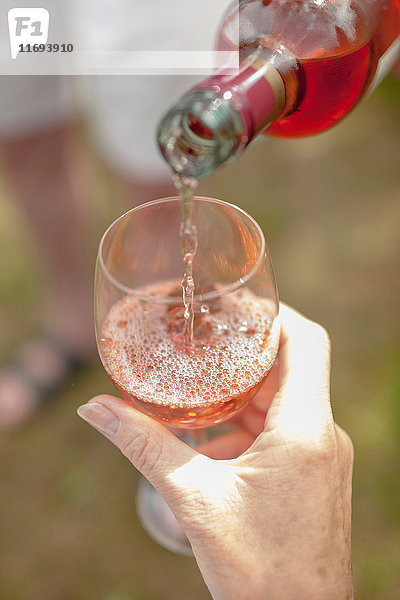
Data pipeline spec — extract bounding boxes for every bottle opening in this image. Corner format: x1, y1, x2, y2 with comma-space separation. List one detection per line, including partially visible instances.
157, 90, 247, 179
187, 116, 214, 140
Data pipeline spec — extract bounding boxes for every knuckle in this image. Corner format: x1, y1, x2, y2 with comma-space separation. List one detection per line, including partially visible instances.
309, 321, 331, 349
120, 431, 149, 471
120, 429, 165, 479
291, 427, 338, 466
308, 436, 336, 463
336, 425, 354, 465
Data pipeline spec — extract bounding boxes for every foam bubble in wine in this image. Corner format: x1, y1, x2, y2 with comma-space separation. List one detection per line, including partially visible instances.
100, 281, 279, 428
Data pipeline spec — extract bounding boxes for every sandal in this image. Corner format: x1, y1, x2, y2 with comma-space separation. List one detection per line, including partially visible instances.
0, 336, 88, 430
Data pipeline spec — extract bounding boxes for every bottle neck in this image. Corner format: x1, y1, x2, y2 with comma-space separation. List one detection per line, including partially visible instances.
157, 52, 287, 179
194, 54, 286, 141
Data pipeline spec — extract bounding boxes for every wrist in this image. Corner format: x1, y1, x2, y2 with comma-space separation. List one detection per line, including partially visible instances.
197, 548, 353, 600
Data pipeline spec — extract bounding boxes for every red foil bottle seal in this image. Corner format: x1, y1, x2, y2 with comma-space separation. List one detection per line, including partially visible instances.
192, 58, 285, 145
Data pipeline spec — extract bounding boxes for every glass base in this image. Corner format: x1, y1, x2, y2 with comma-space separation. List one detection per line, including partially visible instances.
136, 476, 193, 556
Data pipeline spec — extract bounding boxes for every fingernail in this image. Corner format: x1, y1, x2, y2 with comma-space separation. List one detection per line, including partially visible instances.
77, 402, 120, 438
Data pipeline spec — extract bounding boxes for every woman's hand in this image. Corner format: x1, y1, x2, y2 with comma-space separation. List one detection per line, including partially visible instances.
78, 304, 354, 600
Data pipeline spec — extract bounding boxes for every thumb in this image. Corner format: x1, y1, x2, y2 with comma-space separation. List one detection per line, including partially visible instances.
77, 395, 207, 499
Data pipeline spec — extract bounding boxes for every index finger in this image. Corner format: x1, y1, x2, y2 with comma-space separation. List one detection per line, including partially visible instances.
264, 303, 334, 439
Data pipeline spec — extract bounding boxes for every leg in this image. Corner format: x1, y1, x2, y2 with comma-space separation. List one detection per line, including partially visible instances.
0, 123, 95, 428
0, 124, 95, 357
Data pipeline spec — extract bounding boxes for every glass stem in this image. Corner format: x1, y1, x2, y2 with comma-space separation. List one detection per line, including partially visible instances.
177, 429, 210, 449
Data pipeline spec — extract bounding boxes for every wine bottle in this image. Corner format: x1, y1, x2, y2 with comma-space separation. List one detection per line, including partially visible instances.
158, 0, 400, 179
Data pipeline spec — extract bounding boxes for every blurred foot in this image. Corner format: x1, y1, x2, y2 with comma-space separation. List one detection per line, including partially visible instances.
0, 337, 91, 430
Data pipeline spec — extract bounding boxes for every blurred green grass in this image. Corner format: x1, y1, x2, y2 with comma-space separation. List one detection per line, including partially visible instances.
1, 74, 400, 599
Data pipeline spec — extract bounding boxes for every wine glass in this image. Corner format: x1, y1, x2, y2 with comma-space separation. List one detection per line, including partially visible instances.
95, 196, 279, 554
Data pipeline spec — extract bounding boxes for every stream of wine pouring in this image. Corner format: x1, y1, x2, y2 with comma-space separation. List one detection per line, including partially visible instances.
173, 174, 199, 345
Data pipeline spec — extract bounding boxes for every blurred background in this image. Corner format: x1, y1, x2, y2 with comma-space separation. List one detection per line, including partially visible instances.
0, 70, 399, 599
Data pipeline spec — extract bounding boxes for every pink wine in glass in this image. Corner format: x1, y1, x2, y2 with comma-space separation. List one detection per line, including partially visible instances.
100, 282, 279, 429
